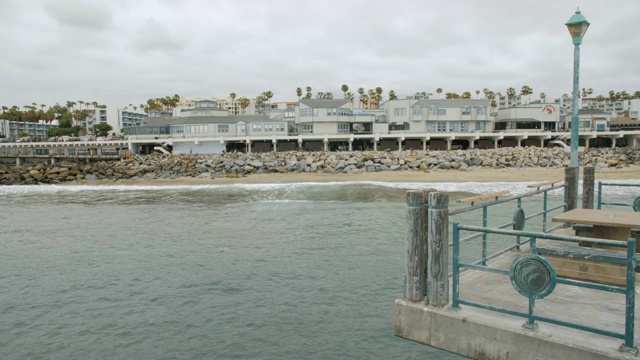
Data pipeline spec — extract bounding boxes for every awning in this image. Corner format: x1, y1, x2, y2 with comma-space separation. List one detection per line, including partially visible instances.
390, 121, 405, 126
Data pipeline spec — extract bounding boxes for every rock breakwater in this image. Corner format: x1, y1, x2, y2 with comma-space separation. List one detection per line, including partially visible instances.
1, 146, 638, 185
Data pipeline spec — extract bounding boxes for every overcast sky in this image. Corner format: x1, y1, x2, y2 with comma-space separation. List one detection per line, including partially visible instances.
1, 0, 639, 109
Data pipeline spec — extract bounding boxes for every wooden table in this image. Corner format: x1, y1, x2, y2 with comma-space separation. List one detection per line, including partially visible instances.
548, 208, 640, 285
552, 208, 640, 250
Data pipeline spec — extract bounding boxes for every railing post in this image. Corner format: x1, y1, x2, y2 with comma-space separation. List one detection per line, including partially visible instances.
582, 166, 595, 209
623, 237, 636, 352
597, 181, 603, 209
565, 167, 578, 211
404, 190, 428, 302
427, 192, 449, 306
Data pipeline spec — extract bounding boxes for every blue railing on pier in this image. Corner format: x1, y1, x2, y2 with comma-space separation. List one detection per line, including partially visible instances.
598, 182, 640, 211
452, 223, 636, 351
448, 182, 566, 273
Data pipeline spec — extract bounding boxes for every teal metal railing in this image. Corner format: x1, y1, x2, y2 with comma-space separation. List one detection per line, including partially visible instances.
452, 223, 636, 352
448, 183, 566, 270
597, 182, 640, 211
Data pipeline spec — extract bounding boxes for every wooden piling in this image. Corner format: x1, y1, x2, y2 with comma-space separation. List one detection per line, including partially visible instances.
582, 166, 595, 209
405, 190, 428, 301
565, 167, 578, 211
427, 192, 449, 306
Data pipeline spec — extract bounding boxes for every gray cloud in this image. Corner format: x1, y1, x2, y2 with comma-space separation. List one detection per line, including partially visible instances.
45, 0, 112, 31
129, 17, 185, 55
1, 0, 639, 109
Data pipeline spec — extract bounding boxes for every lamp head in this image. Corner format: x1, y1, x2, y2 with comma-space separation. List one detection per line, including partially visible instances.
566, 8, 590, 45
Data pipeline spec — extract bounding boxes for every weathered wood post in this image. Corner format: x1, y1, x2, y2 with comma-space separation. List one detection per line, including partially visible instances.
582, 166, 595, 209
564, 167, 578, 211
405, 190, 428, 301
427, 192, 449, 306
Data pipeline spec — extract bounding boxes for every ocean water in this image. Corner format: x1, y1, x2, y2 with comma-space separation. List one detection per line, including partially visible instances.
0, 180, 637, 359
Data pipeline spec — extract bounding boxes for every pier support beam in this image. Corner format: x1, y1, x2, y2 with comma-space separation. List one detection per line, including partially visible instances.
427, 192, 449, 306
582, 166, 595, 209
565, 167, 578, 211
405, 191, 428, 302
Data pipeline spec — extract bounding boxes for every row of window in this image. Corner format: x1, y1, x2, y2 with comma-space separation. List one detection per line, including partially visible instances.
180, 123, 287, 135
401, 106, 487, 117
423, 122, 486, 132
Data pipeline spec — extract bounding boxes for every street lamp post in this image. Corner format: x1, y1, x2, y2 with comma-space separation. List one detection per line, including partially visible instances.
565, 8, 590, 208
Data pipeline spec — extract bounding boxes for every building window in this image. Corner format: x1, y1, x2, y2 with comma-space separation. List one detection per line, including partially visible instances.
477, 106, 486, 116
429, 106, 437, 116
300, 124, 314, 133
275, 123, 286, 132
300, 108, 319, 117
338, 123, 350, 133
450, 122, 460, 132
264, 123, 273, 132
217, 124, 229, 133
252, 123, 262, 132
412, 107, 422, 116
437, 109, 447, 116
393, 108, 406, 116
462, 106, 471, 115
460, 122, 469, 132
437, 122, 447, 132
389, 123, 409, 131
186, 125, 208, 134
427, 122, 436, 132
236, 124, 246, 134
476, 122, 487, 131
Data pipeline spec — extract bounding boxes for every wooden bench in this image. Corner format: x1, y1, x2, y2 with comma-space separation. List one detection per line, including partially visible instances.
457, 191, 510, 205
534, 242, 630, 286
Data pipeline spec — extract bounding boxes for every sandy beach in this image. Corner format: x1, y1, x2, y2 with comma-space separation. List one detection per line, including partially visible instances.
83, 165, 640, 186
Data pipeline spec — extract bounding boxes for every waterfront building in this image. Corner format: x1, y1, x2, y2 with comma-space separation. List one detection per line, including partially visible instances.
0, 119, 59, 139
494, 103, 561, 132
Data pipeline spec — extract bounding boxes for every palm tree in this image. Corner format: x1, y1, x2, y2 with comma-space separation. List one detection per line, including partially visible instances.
539, 93, 546, 102
436, 88, 443, 98
520, 85, 533, 103
506, 87, 516, 106
475, 90, 480, 98
634, 91, 640, 99
230, 92, 236, 100
305, 86, 312, 99
341, 84, 349, 98
263, 91, 273, 108
237, 97, 250, 114
296, 87, 302, 100
346, 92, 355, 103
461, 91, 471, 99
388, 90, 397, 100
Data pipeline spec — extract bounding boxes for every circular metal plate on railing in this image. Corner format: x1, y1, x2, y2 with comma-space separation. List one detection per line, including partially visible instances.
633, 196, 640, 212
513, 208, 526, 230
510, 254, 556, 299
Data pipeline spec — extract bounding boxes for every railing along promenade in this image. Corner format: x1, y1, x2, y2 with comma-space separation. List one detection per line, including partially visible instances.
0, 140, 129, 163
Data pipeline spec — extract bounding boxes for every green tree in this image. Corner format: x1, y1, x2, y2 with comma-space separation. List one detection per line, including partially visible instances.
296, 87, 302, 100
475, 90, 480, 98
506, 87, 516, 106
436, 88, 443, 98
92, 123, 113, 137
461, 91, 472, 99
230, 92, 236, 100
305, 86, 312, 99
539, 92, 546, 102
388, 90, 397, 100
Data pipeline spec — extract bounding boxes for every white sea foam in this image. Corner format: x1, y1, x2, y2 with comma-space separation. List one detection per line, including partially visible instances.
0, 179, 638, 196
